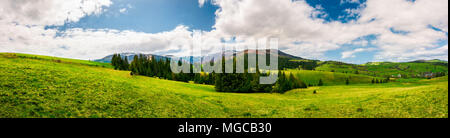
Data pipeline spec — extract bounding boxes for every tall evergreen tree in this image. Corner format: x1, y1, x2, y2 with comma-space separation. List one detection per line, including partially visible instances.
130, 55, 139, 75
122, 56, 129, 70
111, 54, 119, 70
318, 79, 324, 86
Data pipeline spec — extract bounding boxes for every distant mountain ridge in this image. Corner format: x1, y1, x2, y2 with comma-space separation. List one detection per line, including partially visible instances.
94, 53, 168, 63
95, 49, 304, 63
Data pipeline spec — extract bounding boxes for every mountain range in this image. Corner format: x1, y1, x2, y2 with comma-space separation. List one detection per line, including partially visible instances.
95, 49, 305, 63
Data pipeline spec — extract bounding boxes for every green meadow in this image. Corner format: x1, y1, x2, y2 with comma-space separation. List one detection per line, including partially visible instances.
314, 61, 448, 78
286, 69, 381, 86
0, 53, 448, 118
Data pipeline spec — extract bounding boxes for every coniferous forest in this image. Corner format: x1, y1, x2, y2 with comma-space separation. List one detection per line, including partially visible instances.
110, 53, 308, 93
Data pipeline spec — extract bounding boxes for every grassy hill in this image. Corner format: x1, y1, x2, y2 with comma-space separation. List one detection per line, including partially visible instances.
286, 69, 382, 86
0, 53, 447, 118
314, 60, 448, 78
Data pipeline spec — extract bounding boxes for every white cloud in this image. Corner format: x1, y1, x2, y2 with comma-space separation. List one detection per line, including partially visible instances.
341, 0, 361, 4
0, 0, 201, 59
342, 48, 376, 59
198, 0, 208, 7
210, 0, 370, 59
0, 23, 203, 60
352, 39, 369, 47
119, 4, 133, 13
209, 0, 448, 61
359, 0, 448, 61
0, 0, 112, 26
344, 7, 362, 18
0, 0, 213, 60
119, 8, 127, 13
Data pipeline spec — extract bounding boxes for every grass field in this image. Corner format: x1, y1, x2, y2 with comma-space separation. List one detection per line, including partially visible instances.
0, 53, 448, 118
286, 69, 381, 86
315, 61, 448, 78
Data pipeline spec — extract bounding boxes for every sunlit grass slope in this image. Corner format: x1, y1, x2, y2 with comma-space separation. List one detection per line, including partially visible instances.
0, 53, 448, 118
287, 69, 381, 86
315, 61, 448, 77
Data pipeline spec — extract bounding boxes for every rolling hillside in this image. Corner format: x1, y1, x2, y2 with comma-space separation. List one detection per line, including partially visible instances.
287, 70, 382, 86
0, 53, 448, 118
314, 60, 448, 78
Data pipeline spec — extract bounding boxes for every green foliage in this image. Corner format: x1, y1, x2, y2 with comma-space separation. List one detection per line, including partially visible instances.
318, 79, 324, 86
214, 54, 308, 93
128, 54, 175, 82
115, 52, 309, 93
111, 54, 129, 71
215, 55, 276, 93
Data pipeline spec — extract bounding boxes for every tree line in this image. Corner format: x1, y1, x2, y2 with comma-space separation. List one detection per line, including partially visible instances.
111, 54, 129, 70
110, 54, 308, 93
371, 78, 389, 84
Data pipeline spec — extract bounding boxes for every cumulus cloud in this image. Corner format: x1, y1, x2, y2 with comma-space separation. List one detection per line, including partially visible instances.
208, 0, 448, 61
0, 0, 112, 26
359, 0, 448, 61
375, 45, 448, 62
1, 24, 199, 59
0, 0, 207, 59
209, 0, 371, 59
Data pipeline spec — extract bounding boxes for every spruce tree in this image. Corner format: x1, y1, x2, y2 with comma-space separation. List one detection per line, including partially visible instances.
130, 55, 139, 75
118, 54, 124, 70
289, 74, 298, 89
123, 56, 129, 70
112, 54, 120, 70
111, 54, 117, 69
318, 79, 324, 86
298, 79, 307, 88
281, 72, 289, 92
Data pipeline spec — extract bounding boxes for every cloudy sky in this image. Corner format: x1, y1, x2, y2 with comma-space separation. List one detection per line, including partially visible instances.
0, 0, 448, 64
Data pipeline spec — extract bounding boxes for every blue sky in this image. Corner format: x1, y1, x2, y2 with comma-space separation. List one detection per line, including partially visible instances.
305, 0, 365, 22
1, 0, 448, 63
